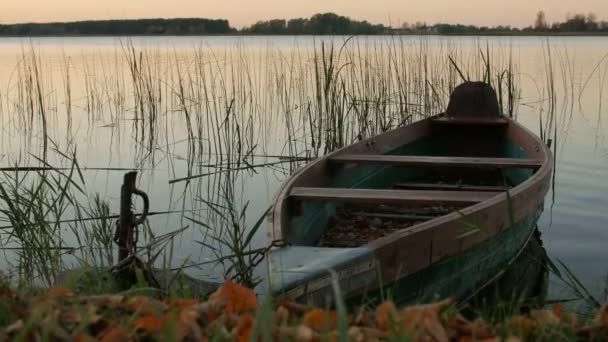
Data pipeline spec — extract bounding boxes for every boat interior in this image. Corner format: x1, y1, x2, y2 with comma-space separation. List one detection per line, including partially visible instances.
283, 115, 543, 248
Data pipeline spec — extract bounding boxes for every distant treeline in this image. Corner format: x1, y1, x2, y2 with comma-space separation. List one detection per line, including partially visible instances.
401, 12, 608, 35
1, 12, 607, 36
242, 13, 389, 35
0, 18, 234, 36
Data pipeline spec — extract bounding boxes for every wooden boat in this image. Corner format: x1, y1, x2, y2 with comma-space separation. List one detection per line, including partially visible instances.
266, 82, 553, 307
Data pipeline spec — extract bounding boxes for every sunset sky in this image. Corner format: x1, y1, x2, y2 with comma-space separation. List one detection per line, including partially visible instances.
2, 0, 607, 28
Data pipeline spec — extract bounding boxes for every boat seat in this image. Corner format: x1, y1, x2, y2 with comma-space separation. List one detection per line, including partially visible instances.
289, 187, 501, 206
392, 182, 509, 192
329, 155, 543, 170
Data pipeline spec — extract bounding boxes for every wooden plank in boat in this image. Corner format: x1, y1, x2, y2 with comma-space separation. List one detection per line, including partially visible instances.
392, 182, 509, 192
330, 155, 543, 170
289, 187, 500, 206
431, 116, 509, 126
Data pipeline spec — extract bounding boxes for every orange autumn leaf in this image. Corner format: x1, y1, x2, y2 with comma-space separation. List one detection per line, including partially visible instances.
552, 303, 563, 317
275, 305, 290, 324
195, 300, 225, 324
74, 333, 94, 342
165, 298, 199, 310
375, 301, 400, 331
504, 315, 537, 337
176, 308, 199, 340
209, 279, 257, 314
302, 308, 337, 332
459, 337, 500, 342
98, 327, 130, 342
446, 316, 492, 338
530, 309, 560, 325
44, 286, 74, 300
0, 285, 14, 298
594, 302, 608, 325
232, 314, 254, 342
127, 296, 167, 315
133, 314, 168, 335
400, 299, 453, 342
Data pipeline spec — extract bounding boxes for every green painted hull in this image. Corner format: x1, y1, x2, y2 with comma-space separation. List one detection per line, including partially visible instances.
357, 204, 543, 306
271, 203, 543, 307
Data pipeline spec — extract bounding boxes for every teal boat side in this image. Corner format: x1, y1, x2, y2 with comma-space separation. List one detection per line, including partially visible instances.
352, 203, 543, 306
271, 203, 542, 307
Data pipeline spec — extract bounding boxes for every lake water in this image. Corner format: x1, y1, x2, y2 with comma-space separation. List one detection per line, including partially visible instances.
0, 35, 606, 302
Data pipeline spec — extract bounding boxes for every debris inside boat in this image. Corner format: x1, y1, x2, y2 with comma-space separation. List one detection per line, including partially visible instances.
318, 204, 459, 247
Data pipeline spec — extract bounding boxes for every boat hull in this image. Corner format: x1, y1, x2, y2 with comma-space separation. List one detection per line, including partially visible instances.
270, 203, 543, 307
268, 114, 553, 307
357, 204, 543, 306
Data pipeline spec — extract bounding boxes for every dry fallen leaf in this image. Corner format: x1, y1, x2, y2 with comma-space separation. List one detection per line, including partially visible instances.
504, 337, 523, 342
4, 319, 24, 335
193, 299, 225, 324
275, 305, 290, 324
530, 309, 561, 325
274, 325, 318, 342
232, 313, 253, 342
400, 298, 453, 342
61, 308, 82, 324
504, 315, 537, 338
127, 295, 167, 316
44, 286, 74, 300
552, 303, 563, 318
165, 298, 199, 310
176, 308, 199, 340
98, 326, 130, 342
594, 302, 608, 326
0, 285, 14, 298
458, 336, 500, 342
133, 314, 167, 335
345, 326, 387, 341
73, 333, 94, 342
446, 316, 492, 339
209, 279, 257, 315
281, 300, 315, 314
83, 294, 125, 308
375, 301, 400, 331
302, 308, 337, 332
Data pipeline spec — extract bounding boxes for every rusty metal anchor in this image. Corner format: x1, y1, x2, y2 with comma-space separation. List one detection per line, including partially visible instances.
112, 171, 159, 287
114, 171, 149, 262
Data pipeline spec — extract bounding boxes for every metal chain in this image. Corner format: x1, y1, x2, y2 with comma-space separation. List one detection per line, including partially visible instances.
232, 239, 288, 281
251, 239, 288, 268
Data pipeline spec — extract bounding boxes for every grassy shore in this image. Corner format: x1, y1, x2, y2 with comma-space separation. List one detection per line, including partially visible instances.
0, 278, 606, 341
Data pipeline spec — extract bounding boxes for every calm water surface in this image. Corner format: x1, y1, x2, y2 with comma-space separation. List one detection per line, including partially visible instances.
0, 35, 606, 301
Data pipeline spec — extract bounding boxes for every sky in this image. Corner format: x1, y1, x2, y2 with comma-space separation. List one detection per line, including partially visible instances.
2, 0, 607, 28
